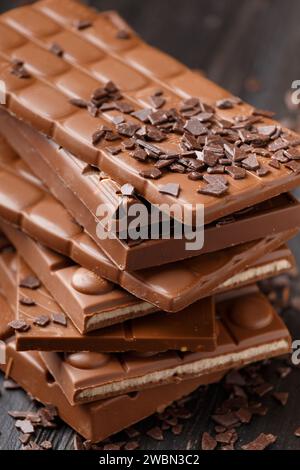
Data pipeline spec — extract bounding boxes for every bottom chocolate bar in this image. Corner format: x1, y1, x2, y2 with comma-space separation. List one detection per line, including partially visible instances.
0, 338, 224, 443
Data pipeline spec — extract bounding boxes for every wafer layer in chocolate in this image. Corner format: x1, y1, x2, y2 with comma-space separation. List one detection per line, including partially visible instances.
40, 285, 290, 404
1, 337, 216, 442
2, 114, 300, 270
1, 1, 300, 227
0, 249, 217, 353
0, 140, 296, 314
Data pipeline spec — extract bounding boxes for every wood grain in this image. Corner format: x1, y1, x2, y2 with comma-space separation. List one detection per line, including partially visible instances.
1, 0, 300, 450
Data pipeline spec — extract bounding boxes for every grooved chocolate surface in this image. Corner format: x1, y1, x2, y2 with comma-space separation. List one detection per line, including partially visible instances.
1, 113, 300, 270
39, 285, 291, 404
0, 0, 300, 227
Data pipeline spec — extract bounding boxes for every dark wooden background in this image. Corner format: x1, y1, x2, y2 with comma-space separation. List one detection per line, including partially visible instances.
1, 0, 300, 450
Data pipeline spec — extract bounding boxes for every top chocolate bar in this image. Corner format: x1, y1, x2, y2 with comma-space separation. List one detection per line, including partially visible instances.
1, 0, 300, 225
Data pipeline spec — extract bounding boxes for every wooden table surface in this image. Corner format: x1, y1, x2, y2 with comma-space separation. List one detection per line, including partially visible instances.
1, 0, 300, 450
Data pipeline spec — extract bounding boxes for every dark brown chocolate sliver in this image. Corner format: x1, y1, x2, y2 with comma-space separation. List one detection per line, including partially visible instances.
269, 159, 281, 170
225, 165, 246, 179
136, 139, 162, 156
74, 19, 92, 30
117, 122, 140, 138
146, 426, 164, 441
201, 432, 217, 450
203, 151, 220, 167
131, 108, 151, 123
256, 166, 270, 177
284, 148, 300, 160
203, 174, 228, 185
207, 165, 225, 174
155, 159, 176, 169
212, 413, 239, 428
116, 29, 131, 39
184, 119, 208, 136
198, 183, 228, 197
158, 183, 180, 197
170, 163, 186, 173
19, 275, 41, 290
254, 382, 273, 397
149, 110, 168, 126
69, 98, 88, 109
139, 168, 162, 179
272, 392, 289, 406
235, 407, 252, 424
241, 433, 277, 450
150, 95, 166, 109
106, 146, 122, 155
15, 419, 35, 434
124, 441, 140, 450
52, 313, 67, 327
49, 43, 64, 57
188, 171, 203, 180
19, 296, 36, 306
121, 183, 135, 197
115, 101, 134, 114
257, 125, 277, 137
242, 154, 260, 170
8, 320, 30, 332
253, 108, 275, 118
285, 160, 300, 173
33, 315, 50, 328
92, 130, 105, 146
131, 149, 148, 161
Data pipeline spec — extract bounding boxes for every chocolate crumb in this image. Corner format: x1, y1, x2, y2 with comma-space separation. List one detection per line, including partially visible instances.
158, 183, 180, 197
139, 168, 162, 179
19, 296, 36, 306
8, 320, 30, 333
241, 433, 277, 450
33, 315, 50, 328
201, 432, 217, 450
19, 276, 41, 290
50, 43, 64, 57
146, 426, 164, 441
272, 392, 289, 406
124, 441, 139, 450
52, 313, 67, 327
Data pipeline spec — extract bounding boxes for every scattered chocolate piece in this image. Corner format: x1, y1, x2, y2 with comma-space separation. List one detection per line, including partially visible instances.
241, 433, 277, 450
19, 296, 36, 306
106, 146, 122, 155
256, 166, 270, 177
277, 366, 291, 378
10, 61, 31, 79
49, 43, 64, 57
212, 413, 239, 428
285, 160, 300, 173
216, 431, 234, 444
131, 108, 151, 123
158, 183, 180, 197
184, 119, 207, 136
294, 427, 300, 437
103, 443, 122, 450
172, 424, 183, 436
19, 276, 41, 290
242, 154, 260, 170
201, 432, 217, 450
92, 130, 105, 146
15, 419, 35, 434
269, 159, 281, 170
146, 426, 164, 441
74, 19, 92, 30
139, 168, 162, 179
132, 149, 148, 161
52, 313, 67, 327
69, 98, 88, 109
40, 440, 53, 450
150, 95, 166, 109
225, 165, 246, 179
272, 392, 289, 406
235, 408, 252, 424
124, 441, 140, 450
8, 320, 30, 333
33, 315, 50, 328
115, 101, 134, 114
125, 427, 140, 439
198, 182, 228, 197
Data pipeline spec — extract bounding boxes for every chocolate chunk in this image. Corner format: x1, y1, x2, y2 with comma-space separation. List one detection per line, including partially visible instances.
10, 62, 31, 79
149, 110, 168, 126
188, 171, 203, 180
121, 184, 135, 197
273, 150, 289, 163
146, 127, 166, 142
284, 148, 300, 160
150, 95, 166, 109
15, 419, 35, 434
49, 43, 64, 57
170, 163, 186, 173
256, 166, 270, 177
135, 139, 162, 156
257, 125, 277, 137
212, 413, 239, 428
8, 320, 30, 332
52, 313, 67, 327
139, 168, 162, 179
74, 19, 92, 30
235, 407, 252, 424
216, 97, 241, 109
155, 159, 176, 169
116, 29, 131, 39
216, 431, 234, 444
117, 122, 140, 138
269, 159, 281, 169
131, 108, 151, 123
225, 165, 246, 179
33, 315, 50, 328
253, 382, 273, 397
131, 149, 148, 161
40, 440, 53, 450
92, 130, 105, 146
207, 165, 225, 174
285, 160, 300, 173
268, 138, 288, 152
201, 432, 217, 450
122, 139, 136, 151
19, 275, 41, 290
198, 182, 228, 197
203, 150, 220, 167
124, 441, 139, 450
203, 174, 228, 185
184, 118, 208, 136
106, 145, 122, 156
241, 154, 260, 170
158, 183, 180, 197
294, 428, 300, 437
241, 433, 277, 450
104, 131, 120, 142
272, 392, 289, 406
146, 426, 164, 441
19, 296, 36, 306
69, 98, 88, 109
115, 101, 134, 114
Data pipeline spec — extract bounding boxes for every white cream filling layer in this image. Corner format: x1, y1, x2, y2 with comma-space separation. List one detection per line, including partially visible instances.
86, 301, 154, 330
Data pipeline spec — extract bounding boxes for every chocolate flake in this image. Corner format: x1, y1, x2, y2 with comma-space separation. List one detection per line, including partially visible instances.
150, 95, 166, 109
33, 315, 50, 328
19, 275, 41, 290
184, 118, 207, 136
8, 320, 30, 333
69, 98, 88, 109
124, 441, 140, 450
131, 108, 151, 123
225, 165, 246, 179
74, 19, 92, 30
50, 43, 64, 57
10, 61, 31, 79
294, 427, 300, 437
139, 168, 162, 179
19, 296, 36, 306
241, 433, 277, 450
158, 183, 180, 197
132, 149, 148, 161
52, 313, 67, 327
146, 426, 164, 441
121, 183, 135, 197
201, 432, 217, 450
272, 391, 289, 406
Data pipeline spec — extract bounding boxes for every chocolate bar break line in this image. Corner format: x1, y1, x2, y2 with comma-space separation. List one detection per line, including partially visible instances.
1, 1, 300, 226
1, 112, 300, 271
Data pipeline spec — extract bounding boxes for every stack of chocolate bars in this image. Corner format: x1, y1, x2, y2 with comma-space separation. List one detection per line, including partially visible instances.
0, 0, 300, 444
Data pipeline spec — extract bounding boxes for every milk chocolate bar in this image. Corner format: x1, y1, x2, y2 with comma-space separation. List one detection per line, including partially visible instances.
1, 339, 219, 443
0, 153, 297, 316
0, 248, 217, 353
2, 113, 300, 270
1, 221, 296, 330
40, 285, 291, 404
1, 1, 300, 228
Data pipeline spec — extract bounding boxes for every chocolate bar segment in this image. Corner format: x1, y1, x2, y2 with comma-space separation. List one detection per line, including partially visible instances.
1, 338, 219, 442
1, 1, 300, 227
2, 113, 300, 270
0, 251, 216, 353
40, 286, 291, 404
